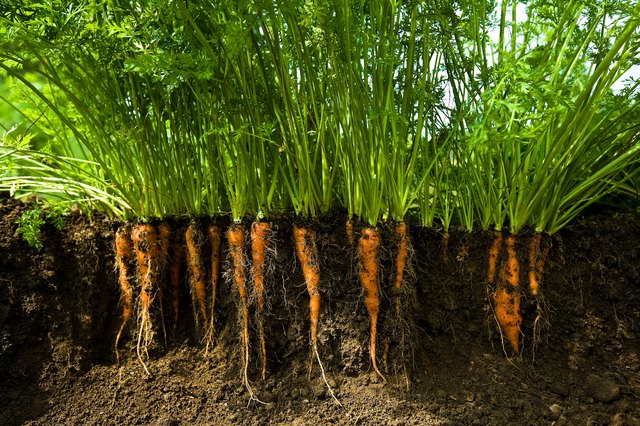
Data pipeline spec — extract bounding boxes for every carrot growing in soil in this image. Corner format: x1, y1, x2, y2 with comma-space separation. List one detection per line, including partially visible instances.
132, 223, 159, 374
528, 234, 549, 296
358, 227, 386, 381
227, 224, 258, 400
393, 222, 408, 317
115, 225, 134, 362
487, 230, 503, 284
251, 221, 271, 381
493, 234, 522, 352
186, 222, 208, 339
157, 222, 171, 346
205, 224, 221, 352
346, 218, 355, 247
168, 228, 183, 336
293, 224, 339, 403
393, 222, 410, 388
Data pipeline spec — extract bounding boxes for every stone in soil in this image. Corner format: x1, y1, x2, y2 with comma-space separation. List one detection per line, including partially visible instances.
584, 374, 621, 403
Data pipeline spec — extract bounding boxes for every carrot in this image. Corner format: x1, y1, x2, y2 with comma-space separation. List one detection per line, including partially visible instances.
393, 222, 408, 317
293, 224, 320, 347
346, 218, 355, 247
493, 234, 522, 353
528, 233, 548, 296
114, 225, 134, 362
227, 224, 257, 400
293, 224, 339, 404
157, 222, 171, 346
358, 227, 385, 381
168, 227, 183, 336
186, 222, 208, 339
132, 223, 159, 374
205, 224, 221, 352
251, 221, 271, 381
442, 231, 450, 263
487, 230, 503, 284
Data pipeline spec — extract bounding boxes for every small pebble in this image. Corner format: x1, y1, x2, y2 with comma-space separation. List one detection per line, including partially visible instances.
548, 403, 563, 420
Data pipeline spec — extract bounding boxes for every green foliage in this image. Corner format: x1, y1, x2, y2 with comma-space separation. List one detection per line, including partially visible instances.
0, 0, 639, 235
16, 204, 45, 249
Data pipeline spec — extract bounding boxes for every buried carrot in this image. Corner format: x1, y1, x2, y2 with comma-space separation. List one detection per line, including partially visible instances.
132, 223, 159, 374
293, 224, 339, 404
528, 233, 549, 297
293, 225, 320, 348
157, 222, 171, 346
487, 230, 503, 284
227, 224, 258, 400
393, 222, 410, 389
493, 234, 522, 353
186, 222, 208, 338
393, 222, 408, 317
346, 217, 355, 247
358, 227, 385, 381
114, 225, 134, 362
205, 224, 221, 352
251, 221, 271, 381
168, 227, 183, 335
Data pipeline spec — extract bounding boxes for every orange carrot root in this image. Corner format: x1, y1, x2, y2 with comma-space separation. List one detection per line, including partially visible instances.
528, 234, 543, 296
186, 222, 208, 338
442, 232, 450, 263
227, 224, 256, 399
251, 221, 272, 381
132, 223, 159, 374
168, 228, 183, 335
494, 234, 522, 353
293, 224, 320, 347
346, 218, 355, 247
157, 222, 171, 346
487, 230, 503, 284
293, 224, 339, 404
205, 224, 221, 352
358, 227, 386, 381
115, 225, 134, 361
393, 222, 408, 318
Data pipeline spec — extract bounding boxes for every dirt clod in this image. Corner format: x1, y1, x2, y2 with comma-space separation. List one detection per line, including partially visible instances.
585, 374, 621, 403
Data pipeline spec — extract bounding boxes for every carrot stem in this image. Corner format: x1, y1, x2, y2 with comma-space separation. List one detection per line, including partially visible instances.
358, 227, 386, 381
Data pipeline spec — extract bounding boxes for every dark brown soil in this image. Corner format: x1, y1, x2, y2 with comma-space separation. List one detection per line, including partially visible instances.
1, 197, 640, 425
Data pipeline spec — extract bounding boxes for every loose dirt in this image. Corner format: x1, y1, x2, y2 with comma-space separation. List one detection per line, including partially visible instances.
1, 197, 639, 425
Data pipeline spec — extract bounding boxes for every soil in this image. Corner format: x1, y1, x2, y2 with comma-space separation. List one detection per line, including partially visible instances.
1, 196, 640, 425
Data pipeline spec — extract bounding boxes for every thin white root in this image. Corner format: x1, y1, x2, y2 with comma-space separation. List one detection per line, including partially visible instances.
313, 343, 341, 406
